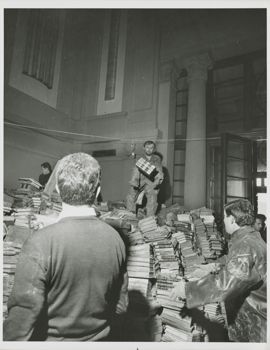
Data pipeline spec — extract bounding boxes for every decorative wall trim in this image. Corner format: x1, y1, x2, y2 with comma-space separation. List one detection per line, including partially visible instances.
159, 60, 180, 83
97, 10, 127, 115
9, 10, 65, 108
183, 53, 212, 82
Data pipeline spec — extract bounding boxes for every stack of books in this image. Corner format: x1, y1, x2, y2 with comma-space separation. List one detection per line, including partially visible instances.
28, 196, 42, 211
193, 218, 206, 236
128, 277, 153, 299
162, 324, 194, 342
194, 218, 215, 259
127, 243, 155, 279
155, 275, 196, 342
208, 234, 224, 257
176, 214, 191, 223
149, 315, 163, 341
197, 234, 213, 259
153, 240, 180, 276
3, 204, 13, 215
14, 208, 35, 228
172, 231, 204, 278
201, 214, 215, 227
204, 302, 226, 326
3, 241, 23, 319
194, 216, 224, 259
100, 209, 138, 229
51, 202, 62, 214
155, 275, 184, 310
12, 195, 31, 208
138, 216, 158, 236
191, 207, 213, 218
17, 177, 42, 194
127, 229, 145, 246
162, 315, 194, 342
138, 217, 169, 242
144, 226, 169, 243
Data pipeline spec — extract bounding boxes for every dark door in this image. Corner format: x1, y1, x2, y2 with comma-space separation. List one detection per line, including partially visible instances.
221, 133, 255, 209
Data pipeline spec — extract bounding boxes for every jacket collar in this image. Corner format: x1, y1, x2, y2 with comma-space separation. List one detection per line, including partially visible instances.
230, 225, 256, 242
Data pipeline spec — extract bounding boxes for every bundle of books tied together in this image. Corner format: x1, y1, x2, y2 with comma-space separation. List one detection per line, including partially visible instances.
172, 230, 204, 278
14, 208, 36, 228
204, 302, 226, 325
155, 275, 199, 342
127, 228, 145, 246
153, 239, 180, 276
138, 216, 168, 242
136, 157, 158, 181
28, 196, 42, 210
193, 215, 224, 260
127, 243, 155, 280
3, 241, 23, 319
16, 178, 42, 195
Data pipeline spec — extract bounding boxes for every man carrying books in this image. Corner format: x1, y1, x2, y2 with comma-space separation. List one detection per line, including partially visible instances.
4, 153, 128, 341
170, 199, 266, 342
126, 140, 163, 217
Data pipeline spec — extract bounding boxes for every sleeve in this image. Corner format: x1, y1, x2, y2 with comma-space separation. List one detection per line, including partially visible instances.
185, 242, 262, 309
3, 236, 47, 341
129, 165, 140, 188
153, 157, 164, 186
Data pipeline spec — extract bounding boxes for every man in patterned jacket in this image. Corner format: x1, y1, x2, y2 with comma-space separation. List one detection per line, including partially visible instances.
126, 140, 163, 217
170, 199, 267, 342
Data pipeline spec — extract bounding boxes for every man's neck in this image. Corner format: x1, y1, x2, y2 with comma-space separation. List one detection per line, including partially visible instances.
58, 202, 96, 220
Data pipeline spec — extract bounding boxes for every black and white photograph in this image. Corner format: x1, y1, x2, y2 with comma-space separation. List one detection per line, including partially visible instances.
1, 1, 268, 348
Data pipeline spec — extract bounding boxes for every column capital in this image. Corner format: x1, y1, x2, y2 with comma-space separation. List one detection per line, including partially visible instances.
159, 60, 180, 83
184, 53, 212, 82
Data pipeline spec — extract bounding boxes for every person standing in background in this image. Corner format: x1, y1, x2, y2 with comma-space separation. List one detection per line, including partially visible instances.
38, 162, 52, 188
253, 213, 267, 243
126, 140, 163, 217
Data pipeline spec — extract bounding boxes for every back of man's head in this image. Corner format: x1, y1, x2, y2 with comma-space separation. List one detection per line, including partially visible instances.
56, 153, 100, 206
224, 199, 254, 226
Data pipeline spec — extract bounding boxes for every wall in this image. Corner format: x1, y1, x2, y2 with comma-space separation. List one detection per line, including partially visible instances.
4, 9, 161, 202
4, 125, 75, 190
4, 9, 266, 203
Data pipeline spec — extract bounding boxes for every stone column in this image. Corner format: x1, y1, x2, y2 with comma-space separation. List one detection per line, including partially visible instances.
183, 53, 212, 210
157, 60, 179, 205
157, 60, 179, 163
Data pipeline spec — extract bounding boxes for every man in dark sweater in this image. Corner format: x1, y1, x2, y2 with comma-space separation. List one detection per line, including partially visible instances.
4, 153, 128, 341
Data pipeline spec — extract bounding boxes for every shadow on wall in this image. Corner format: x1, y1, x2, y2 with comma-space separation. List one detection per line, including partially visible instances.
157, 165, 172, 211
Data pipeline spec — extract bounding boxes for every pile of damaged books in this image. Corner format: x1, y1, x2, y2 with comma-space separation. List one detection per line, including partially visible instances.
16, 177, 42, 194
153, 239, 180, 276
3, 241, 23, 319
